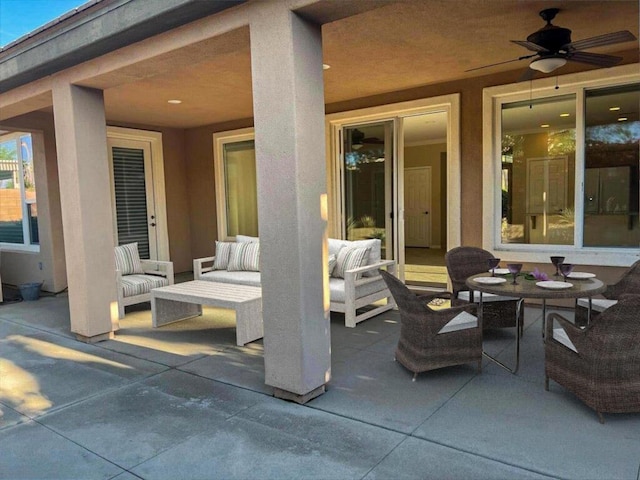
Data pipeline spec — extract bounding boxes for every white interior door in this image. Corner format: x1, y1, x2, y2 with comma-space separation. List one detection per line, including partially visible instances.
108, 138, 158, 260
404, 166, 431, 247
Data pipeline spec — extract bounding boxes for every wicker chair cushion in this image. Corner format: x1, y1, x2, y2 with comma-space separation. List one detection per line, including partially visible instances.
552, 327, 578, 353
438, 311, 478, 334
458, 291, 519, 303
576, 297, 618, 312
121, 274, 169, 297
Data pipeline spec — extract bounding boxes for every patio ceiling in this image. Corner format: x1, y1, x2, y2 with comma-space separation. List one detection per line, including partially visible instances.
56, 1, 640, 128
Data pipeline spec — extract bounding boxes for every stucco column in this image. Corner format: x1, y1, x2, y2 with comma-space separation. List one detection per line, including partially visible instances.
249, 3, 330, 403
52, 83, 118, 342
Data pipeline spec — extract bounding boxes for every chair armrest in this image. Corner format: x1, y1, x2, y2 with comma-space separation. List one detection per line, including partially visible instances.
140, 260, 174, 284
344, 260, 397, 286
193, 256, 215, 280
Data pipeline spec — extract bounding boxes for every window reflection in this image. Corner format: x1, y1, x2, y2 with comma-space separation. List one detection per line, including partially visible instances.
584, 84, 639, 247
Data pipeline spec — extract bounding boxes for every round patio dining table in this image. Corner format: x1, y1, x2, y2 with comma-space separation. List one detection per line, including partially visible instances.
465, 272, 606, 374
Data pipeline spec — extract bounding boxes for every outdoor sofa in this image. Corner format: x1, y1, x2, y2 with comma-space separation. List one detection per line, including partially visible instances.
193, 235, 397, 327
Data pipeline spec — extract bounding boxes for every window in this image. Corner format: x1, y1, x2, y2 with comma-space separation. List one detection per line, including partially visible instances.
213, 129, 259, 240
484, 65, 639, 266
0, 132, 38, 248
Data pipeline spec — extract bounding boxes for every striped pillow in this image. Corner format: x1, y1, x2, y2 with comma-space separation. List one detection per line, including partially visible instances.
227, 242, 260, 272
332, 247, 370, 279
114, 243, 144, 275
213, 241, 233, 270
328, 254, 337, 276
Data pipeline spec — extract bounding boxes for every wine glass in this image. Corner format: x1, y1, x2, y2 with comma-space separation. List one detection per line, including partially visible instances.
507, 263, 522, 285
488, 258, 500, 276
550, 256, 565, 277
559, 263, 574, 282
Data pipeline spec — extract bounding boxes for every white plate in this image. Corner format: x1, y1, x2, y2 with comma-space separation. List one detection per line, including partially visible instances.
474, 277, 507, 285
489, 268, 510, 275
536, 280, 573, 290
567, 272, 596, 279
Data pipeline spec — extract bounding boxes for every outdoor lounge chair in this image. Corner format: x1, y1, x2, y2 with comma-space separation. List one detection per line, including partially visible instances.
444, 246, 520, 330
545, 294, 640, 423
115, 242, 174, 320
380, 270, 482, 381
575, 259, 640, 324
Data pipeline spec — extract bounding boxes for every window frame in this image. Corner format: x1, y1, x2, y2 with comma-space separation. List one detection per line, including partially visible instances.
482, 64, 640, 267
0, 131, 39, 252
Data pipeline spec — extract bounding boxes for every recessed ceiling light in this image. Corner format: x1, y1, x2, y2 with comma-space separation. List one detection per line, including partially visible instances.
540, 124, 550, 128
618, 117, 628, 122
167, 99, 182, 104
559, 113, 570, 117
609, 106, 621, 111
322, 64, 331, 70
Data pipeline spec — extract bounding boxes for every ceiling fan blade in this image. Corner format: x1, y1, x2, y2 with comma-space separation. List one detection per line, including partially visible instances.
511, 40, 549, 53
465, 54, 538, 72
518, 67, 537, 82
568, 51, 623, 67
563, 30, 637, 52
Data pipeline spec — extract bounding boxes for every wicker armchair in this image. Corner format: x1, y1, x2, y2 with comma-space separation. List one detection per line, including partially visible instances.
575, 259, 640, 324
545, 294, 640, 423
380, 270, 482, 381
444, 246, 520, 330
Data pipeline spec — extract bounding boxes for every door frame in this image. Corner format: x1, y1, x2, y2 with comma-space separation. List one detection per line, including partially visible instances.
106, 126, 170, 261
326, 94, 461, 281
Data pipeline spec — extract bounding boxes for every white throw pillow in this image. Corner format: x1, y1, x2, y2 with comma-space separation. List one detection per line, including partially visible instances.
227, 242, 260, 272
328, 254, 337, 276
332, 247, 370, 279
213, 241, 233, 270
114, 242, 144, 275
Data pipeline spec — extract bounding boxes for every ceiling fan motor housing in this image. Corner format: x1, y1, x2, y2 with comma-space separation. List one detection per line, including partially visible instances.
527, 25, 572, 53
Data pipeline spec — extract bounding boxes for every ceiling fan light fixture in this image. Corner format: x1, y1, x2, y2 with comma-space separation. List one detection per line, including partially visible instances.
530, 56, 567, 73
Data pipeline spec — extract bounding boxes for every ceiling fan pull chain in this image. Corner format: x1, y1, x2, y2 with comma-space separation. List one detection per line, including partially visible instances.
555, 76, 559, 90
529, 80, 533, 109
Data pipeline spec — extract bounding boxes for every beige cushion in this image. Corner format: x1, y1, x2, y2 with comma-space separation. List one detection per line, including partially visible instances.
213, 241, 233, 270
227, 242, 260, 272
332, 247, 370, 279
121, 274, 168, 297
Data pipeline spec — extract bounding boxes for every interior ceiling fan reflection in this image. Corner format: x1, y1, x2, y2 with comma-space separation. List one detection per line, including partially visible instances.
467, 8, 637, 81
351, 129, 384, 150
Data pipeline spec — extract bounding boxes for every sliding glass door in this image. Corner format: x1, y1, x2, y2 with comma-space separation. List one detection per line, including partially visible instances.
342, 121, 395, 259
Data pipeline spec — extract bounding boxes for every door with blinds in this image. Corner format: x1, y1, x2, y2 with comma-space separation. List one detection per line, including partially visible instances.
107, 138, 158, 260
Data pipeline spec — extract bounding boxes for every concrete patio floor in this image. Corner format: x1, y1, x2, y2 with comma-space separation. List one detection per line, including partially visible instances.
1, 293, 639, 480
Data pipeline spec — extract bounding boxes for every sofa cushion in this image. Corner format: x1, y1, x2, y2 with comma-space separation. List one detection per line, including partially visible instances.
332, 247, 370, 279
329, 276, 386, 303
115, 243, 144, 275
121, 274, 168, 297
200, 270, 262, 287
228, 242, 260, 272
213, 241, 233, 270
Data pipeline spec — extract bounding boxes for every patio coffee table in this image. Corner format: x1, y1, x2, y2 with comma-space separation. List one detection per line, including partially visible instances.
151, 280, 262, 346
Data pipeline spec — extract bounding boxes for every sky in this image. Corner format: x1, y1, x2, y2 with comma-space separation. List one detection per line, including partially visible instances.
0, 0, 85, 47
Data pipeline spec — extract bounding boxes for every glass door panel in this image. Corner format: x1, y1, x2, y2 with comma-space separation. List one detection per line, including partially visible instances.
342, 121, 394, 258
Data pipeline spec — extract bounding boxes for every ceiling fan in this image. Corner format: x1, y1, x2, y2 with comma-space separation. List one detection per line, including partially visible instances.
468, 8, 637, 81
